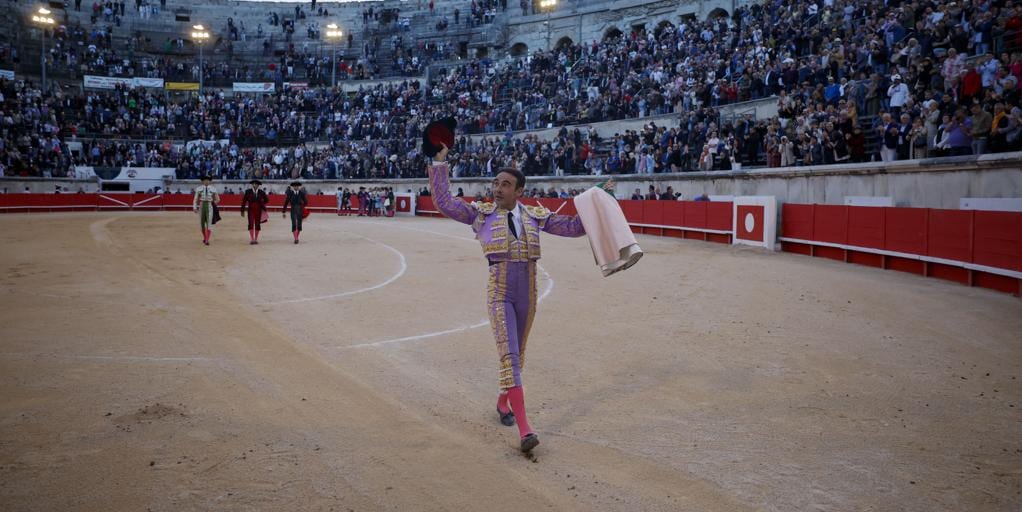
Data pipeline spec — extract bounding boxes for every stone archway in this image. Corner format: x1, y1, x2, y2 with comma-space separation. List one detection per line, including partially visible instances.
510, 42, 529, 57
654, 19, 676, 38
603, 27, 623, 41
555, 36, 574, 49
707, 8, 729, 21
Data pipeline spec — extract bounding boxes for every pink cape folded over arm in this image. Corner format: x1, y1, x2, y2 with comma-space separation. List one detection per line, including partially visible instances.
573, 187, 643, 277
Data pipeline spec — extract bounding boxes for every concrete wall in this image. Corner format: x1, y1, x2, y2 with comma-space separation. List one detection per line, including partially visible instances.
3, 152, 1021, 209
466, 111, 681, 143
466, 96, 781, 146
505, 0, 734, 53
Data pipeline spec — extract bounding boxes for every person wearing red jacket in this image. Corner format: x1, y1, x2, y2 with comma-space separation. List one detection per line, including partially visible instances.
961, 62, 982, 105
240, 179, 269, 245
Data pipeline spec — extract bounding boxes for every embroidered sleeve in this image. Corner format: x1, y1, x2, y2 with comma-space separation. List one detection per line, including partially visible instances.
428, 162, 476, 225
542, 214, 586, 238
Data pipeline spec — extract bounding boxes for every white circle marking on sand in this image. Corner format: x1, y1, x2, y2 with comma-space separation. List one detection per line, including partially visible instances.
339, 221, 556, 349
261, 235, 407, 306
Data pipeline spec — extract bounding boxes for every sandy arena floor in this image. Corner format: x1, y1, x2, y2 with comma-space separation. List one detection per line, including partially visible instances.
0, 211, 1019, 511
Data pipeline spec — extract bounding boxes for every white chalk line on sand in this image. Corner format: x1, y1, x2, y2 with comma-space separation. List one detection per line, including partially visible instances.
259, 235, 407, 306
338, 220, 555, 349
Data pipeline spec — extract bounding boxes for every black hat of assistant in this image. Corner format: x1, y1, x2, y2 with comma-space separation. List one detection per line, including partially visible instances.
200, 174, 213, 181
289, 181, 302, 187
421, 117, 456, 158
249, 179, 262, 185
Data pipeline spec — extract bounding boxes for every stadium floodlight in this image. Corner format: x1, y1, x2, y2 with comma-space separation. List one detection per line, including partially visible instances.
190, 24, 210, 92
325, 23, 344, 88
32, 7, 56, 91
539, 0, 557, 50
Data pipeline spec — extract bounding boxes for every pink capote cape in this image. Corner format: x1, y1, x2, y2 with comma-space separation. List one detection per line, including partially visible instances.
573, 187, 643, 277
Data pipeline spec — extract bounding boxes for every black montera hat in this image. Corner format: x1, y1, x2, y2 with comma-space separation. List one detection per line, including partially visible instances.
249, 179, 262, 185
422, 117, 457, 158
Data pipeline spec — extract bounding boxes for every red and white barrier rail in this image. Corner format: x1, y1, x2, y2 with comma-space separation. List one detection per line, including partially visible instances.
781, 204, 1022, 296
0, 193, 386, 215
415, 196, 747, 245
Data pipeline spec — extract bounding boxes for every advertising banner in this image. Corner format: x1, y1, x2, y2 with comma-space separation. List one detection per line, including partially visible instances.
233, 82, 275, 93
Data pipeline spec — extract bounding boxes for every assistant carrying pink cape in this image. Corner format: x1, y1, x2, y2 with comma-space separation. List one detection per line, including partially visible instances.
573, 187, 643, 277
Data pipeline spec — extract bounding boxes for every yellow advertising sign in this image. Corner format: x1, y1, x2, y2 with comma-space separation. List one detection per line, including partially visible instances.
165, 82, 200, 91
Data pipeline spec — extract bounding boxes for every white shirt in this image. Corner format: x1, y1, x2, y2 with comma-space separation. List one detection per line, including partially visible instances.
888, 83, 909, 107
508, 203, 525, 240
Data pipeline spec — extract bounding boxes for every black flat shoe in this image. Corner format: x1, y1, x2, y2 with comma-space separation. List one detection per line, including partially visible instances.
520, 433, 539, 453
497, 407, 515, 427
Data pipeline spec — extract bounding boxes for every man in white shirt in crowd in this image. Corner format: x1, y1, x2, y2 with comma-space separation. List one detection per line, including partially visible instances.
887, 74, 910, 118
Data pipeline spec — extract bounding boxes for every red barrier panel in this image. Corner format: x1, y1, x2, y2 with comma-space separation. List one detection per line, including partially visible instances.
162, 194, 195, 210
536, 198, 567, 213
973, 211, 1022, 271
306, 195, 339, 210
618, 200, 643, 223
884, 207, 928, 255
928, 209, 973, 263
130, 194, 163, 209
781, 204, 814, 240
59, 194, 101, 209
0, 193, 99, 212
812, 205, 848, 244
559, 199, 577, 216
643, 200, 664, 227
416, 196, 436, 211
782, 203, 1022, 296
706, 202, 733, 231
682, 202, 707, 229
662, 201, 685, 227
847, 206, 885, 250
218, 194, 243, 209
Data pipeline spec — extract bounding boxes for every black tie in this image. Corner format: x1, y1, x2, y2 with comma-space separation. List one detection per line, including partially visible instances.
508, 211, 518, 239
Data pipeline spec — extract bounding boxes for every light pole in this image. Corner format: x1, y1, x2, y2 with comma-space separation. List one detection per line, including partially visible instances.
539, 0, 557, 51
191, 24, 209, 92
325, 23, 343, 88
32, 8, 55, 91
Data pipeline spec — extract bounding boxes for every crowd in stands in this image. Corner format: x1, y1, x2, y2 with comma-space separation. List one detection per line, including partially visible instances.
4, 0, 1022, 180
7, 0, 439, 85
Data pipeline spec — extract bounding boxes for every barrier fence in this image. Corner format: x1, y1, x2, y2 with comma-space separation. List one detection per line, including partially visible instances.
0, 193, 365, 214
780, 204, 1022, 296
3, 193, 1018, 296
415, 196, 737, 244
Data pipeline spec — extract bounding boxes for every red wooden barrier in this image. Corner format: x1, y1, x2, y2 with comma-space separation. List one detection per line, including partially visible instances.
781, 204, 1021, 296
847, 206, 885, 250
706, 202, 733, 232
928, 209, 973, 262
682, 201, 707, 230
781, 204, 814, 241
973, 211, 1022, 272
